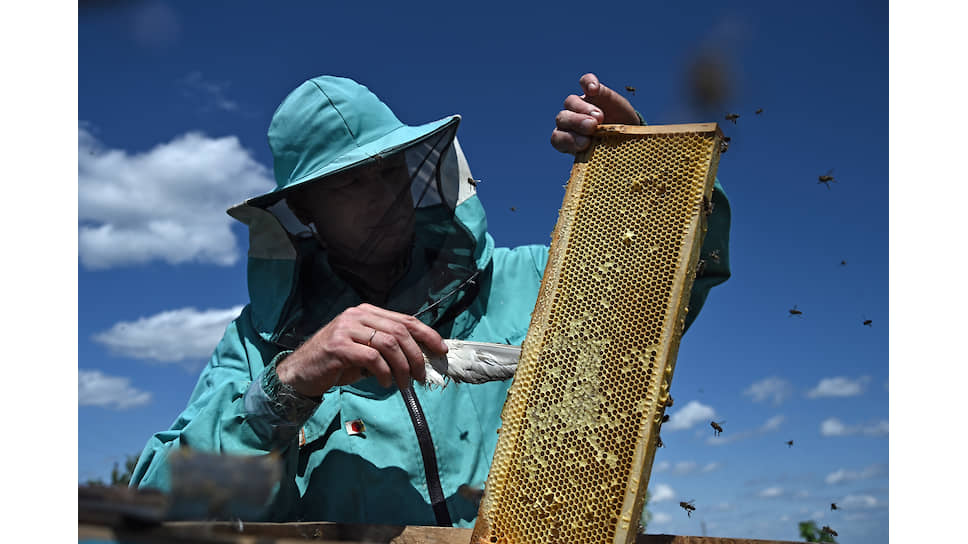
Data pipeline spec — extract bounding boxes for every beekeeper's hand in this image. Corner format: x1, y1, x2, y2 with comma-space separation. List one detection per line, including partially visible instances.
276, 304, 448, 395
551, 73, 641, 154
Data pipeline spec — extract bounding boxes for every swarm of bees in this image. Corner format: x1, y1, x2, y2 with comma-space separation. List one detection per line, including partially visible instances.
818, 169, 836, 189
788, 305, 803, 317
710, 420, 725, 436
679, 500, 696, 517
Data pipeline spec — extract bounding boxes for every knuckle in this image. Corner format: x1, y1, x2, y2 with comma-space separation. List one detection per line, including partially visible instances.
388, 323, 409, 338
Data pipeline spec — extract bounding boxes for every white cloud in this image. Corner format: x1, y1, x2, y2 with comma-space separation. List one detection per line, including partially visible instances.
93, 306, 244, 369
841, 494, 879, 509
825, 464, 885, 485
78, 125, 274, 269
702, 462, 721, 472
744, 376, 793, 405
665, 400, 716, 431
79, 369, 152, 409
761, 414, 785, 431
650, 483, 676, 503
820, 418, 889, 437
653, 460, 671, 472
651, 512, 672, 524
180, 71, 240, 112
758, 486, 783, 498
673, 461, 698, 475
806, 376, 871, 398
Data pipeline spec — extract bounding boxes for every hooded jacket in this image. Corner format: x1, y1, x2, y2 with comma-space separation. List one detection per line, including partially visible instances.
130, 76, 732, 528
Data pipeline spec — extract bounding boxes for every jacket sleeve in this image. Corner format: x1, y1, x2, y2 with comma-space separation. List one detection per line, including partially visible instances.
683, 178, 731, 332
128, 305, 313, 520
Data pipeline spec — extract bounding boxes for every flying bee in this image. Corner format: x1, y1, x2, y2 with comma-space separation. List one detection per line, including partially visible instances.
830, 502, 839, 511
788, 305, 803, 317
724, 112, 739, 124
821, 525, 838, 537
786, 440, 794, 448
510, 207, 517, 212
708, 249, 721, 264
625, 85, 636, 95
679, 500, 696, 517
818, 169, 836, 189
710, 420, 725, 436
840, 259, 847, 266
458, 484, 484, 505
755, 108, 763, 115
863, 317, 873, 327
467, 177, 481, 187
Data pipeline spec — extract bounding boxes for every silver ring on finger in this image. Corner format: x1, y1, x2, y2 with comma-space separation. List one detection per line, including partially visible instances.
367, 328, 378, 347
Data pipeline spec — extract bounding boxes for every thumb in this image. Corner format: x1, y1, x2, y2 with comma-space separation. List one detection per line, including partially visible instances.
580, 73, 638, 125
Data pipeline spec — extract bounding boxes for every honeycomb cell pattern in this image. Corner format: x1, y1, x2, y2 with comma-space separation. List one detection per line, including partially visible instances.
471, 124, 723, 544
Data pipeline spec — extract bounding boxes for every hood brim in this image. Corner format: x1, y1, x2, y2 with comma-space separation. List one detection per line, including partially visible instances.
229, 114, 460, 214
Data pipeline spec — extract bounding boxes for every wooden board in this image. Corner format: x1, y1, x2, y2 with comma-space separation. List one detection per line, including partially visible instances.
79, 522, 803, 544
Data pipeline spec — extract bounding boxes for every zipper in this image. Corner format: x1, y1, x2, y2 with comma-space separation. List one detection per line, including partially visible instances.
400, 386, 452, 526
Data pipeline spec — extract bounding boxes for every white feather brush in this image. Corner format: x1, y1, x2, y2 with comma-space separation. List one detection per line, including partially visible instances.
422, 339, 521, 387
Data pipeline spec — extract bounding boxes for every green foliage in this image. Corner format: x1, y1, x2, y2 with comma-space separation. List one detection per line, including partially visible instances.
637, 489, 653, 534
85, 453, 140, 487
798, 520, 837, 543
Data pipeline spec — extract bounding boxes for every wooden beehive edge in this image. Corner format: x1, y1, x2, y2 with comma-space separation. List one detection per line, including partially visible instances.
597, 123, 723, 140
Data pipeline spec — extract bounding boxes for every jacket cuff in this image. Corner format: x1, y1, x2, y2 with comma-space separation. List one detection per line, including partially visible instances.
243, 350, 321, 444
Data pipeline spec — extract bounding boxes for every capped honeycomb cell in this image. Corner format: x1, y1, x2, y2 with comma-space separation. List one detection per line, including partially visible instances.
471, 123, 723, 544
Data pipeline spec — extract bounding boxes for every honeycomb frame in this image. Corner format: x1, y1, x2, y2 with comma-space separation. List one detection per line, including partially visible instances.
471, 123, 724, 544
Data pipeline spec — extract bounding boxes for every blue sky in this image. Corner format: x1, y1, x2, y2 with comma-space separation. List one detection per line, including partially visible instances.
55, 0, 944, 542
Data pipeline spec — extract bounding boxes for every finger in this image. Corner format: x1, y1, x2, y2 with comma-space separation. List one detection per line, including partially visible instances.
362, 327, 420, 389
342, 339, 394, 388
550, 128, 590, 154
563, 95, 604, 122
357, 314, 429, 385
556, 106, 600, 134
357, 304, 447, 354
579, 73, 602, 98
577, 74, 639, 125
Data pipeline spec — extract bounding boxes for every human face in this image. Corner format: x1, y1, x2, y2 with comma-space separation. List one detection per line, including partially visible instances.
290, 153, 416, 266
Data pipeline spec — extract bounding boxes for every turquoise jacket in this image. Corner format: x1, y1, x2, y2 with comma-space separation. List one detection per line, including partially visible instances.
130, 77, 732, 528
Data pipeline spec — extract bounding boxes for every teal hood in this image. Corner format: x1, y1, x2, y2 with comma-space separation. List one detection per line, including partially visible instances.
227, 76, 493, 347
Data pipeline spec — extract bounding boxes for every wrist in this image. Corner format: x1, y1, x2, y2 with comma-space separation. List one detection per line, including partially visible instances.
262, 351, 322, 423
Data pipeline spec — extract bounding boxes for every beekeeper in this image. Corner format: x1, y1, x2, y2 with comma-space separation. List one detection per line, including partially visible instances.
130, 73, 732, 527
